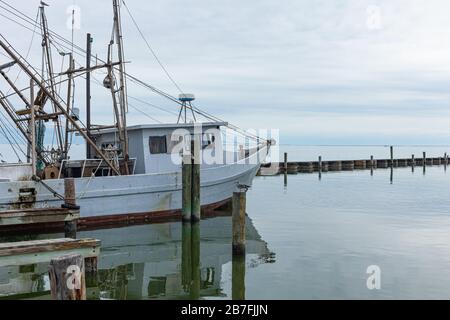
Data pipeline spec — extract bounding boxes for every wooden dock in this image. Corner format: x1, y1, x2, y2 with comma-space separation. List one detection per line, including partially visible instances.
0, 238, 100, 267
0, 207, 79, 226
259, 156, 449, 176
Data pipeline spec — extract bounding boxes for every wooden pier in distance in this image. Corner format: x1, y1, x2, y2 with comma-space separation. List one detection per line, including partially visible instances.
259, 154, 449, 176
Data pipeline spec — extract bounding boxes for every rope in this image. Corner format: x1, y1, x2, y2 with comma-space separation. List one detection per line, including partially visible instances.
32, 175, 65, 200
77, 160, 103, 200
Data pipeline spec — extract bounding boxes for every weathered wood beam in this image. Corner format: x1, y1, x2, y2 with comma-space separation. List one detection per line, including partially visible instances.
0, 238, 100, 267
0, 208, 79, 226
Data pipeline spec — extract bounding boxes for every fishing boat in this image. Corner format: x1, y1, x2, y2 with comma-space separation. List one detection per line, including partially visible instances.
0, 1, 272, 224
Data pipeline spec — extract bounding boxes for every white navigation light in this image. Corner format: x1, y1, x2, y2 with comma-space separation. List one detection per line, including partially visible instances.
179, 94, 195, 102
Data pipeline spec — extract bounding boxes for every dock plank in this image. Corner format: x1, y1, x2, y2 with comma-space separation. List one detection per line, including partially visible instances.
0, 238, 100, 267
0, 208, 79, 226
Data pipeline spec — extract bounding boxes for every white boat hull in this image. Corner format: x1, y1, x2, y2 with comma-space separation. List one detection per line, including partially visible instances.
0, 147, 267, 219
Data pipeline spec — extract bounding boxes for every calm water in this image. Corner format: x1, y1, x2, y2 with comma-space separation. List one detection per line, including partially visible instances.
1, 146, 450, 299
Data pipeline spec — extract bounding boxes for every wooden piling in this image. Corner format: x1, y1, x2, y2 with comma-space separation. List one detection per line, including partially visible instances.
232, 191, 246, 256
397, 159, 408, 167
284, 153, 288, 173
445, 153, 448, 169
318, 156, 322, 180
390, 146, 394, 168
370, 156, 374, 176
63, 178, 77, 239
286, 163, 299, 174
318, 156, 322, 173
412, 154, 415, 172
48, 254, 86, 300
328, 161, 342, 171
423, 152, 426, 174
298, 162, 314, 173
377, 160, 388, 169
182, 154, 192, 223
342, 161, 354, 171
354, 160, 366, 170
191, 137, 201, 222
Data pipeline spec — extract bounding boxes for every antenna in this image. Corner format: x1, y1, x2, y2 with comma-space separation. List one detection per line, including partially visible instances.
177, 94, 197, 124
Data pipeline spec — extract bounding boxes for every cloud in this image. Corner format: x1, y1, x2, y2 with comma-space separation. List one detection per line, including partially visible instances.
1, 0, 450, 145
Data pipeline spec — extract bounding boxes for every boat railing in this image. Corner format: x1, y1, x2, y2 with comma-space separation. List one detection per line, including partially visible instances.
58, 158, 137, 179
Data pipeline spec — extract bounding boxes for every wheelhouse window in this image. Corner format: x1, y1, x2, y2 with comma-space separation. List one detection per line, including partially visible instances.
149, 136, 167, 154
100, 142, 123, 157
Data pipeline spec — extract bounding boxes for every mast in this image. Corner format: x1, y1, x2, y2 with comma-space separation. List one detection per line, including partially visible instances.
64, 54, 74, 160
86, 33, 92, 159
112, 0, 130, 175
0, 38, 121, 176
39, 4, 64, 154
30, 80, 36, 176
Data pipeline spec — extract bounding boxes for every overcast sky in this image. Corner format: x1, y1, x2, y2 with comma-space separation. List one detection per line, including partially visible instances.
2, 0, 450, 145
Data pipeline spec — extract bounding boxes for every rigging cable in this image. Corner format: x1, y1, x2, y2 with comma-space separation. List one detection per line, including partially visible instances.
0, 1, 264, 142
4, 8, 39, 95
121, 0, 184, 95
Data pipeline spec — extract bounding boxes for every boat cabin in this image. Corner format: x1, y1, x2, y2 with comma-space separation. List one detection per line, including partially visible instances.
84, 122, 228, 175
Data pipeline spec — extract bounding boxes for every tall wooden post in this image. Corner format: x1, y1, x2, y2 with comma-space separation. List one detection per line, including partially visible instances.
191, 137, 201, 222
318, 156, 322, 180
182, 154, 192, 223
232, 191, 246, 256
390, 146, 394, 168
370, 155, 374, 176
64, 178, 77, 238
423, 152, 426, 174
412, 154, 415, 172
48, 254, 86, 300
284, 152, 288, 173
444, 152, 448, 170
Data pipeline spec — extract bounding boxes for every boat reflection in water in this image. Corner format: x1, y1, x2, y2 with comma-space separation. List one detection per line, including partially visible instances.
0, 216, 274, 300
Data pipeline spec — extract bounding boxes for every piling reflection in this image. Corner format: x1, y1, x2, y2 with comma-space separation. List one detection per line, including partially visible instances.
390, 167, 393, 184
181, 223, 192, 293
232, 254, 246, 300
190, 223, 201, 300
